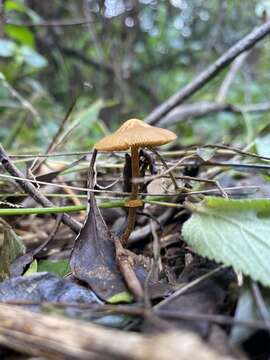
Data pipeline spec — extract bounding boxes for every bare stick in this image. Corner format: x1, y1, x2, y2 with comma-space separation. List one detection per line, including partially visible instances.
114, 237, 144, 300
148, 147, 178, 190
0, 304, 234, 360
216, 51, 250, 103
5, 18, 94, 27
155, 265, 226, 310
157, 101, 270, 127
145, 20, 270, 124
2, 301, 270, 332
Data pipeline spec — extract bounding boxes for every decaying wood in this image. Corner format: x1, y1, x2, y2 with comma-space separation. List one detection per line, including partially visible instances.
0, 304, 234, 360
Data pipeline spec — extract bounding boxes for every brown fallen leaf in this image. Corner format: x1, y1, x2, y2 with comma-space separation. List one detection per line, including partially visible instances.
70, 150, 127, 300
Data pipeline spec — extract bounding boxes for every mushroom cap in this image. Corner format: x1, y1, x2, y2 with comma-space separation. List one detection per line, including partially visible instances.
94, 118, 177, 151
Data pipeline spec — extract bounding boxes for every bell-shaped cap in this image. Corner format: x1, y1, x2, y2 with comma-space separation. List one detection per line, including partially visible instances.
94, 118, 177, 151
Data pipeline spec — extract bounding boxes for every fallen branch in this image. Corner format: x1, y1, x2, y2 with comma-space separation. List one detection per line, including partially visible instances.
0, 304, 233, 359
145, 20, 270, 124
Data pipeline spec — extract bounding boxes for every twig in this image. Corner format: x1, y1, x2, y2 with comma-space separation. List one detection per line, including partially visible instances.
155, 265, 226, 310
0, 304, 235, 360
5, 18, 94, 27
156, 309, 270, 332
150, 220, 162, 281
0, 74, 47, 135
216, 51, 250, 103
134, 155, 196, 184
2, 301, 270, 332
114, 237, 144, 301
129, 208, 175, 245
157, 101, 270, 127
251, 282, 270, 329
145, 20, 270, 124
148, 147, 178, 190
31, 97, 78, 173
60, 46, 114, 74
0, 144, 81, 233
197, 144, 270, 162
0, 173, 261, 198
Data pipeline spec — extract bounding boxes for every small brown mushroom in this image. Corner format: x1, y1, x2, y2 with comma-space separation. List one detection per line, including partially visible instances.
95, 118, 177, 245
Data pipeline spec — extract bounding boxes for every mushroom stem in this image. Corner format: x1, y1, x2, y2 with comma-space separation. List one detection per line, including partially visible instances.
131, 146, 140, 200
120, 146, 140, 246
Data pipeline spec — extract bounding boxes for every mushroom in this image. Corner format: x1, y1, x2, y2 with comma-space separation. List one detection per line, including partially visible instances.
94, 118, 177, 245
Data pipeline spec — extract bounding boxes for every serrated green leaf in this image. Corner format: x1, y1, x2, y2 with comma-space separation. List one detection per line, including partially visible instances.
37, 259, 71, 277
182, 197, 270, 287
0, 218, 25, 280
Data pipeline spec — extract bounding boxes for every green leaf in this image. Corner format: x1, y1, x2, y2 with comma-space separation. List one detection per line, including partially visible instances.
72, 99, 104, 131
0, 39, 16, 57
5, 25, 35, 47
20, 46, 48, 68
107, 292, 133, 304
182, 197, 270, 287
65, 99, 104, 148
5, 0, 42, 23
37, 259, 71, 277
5, 0, 27, 12
24, 259, 38, 275
0, 218, 25, 280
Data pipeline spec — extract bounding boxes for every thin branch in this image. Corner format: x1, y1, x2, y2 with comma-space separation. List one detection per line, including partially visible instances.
60, 46, 114, 74
5, 18, 94, 27
145, 20, 270, 124
3, 300, 270, 331
0, 172, 261, 198
0, 74, 44, 131
157, 101, 270, 126
31, 96, 78, 173
0, 144, 81, 233
0, 303, 242, 360
155, 266, 226, 310
197, 144, 270, 162
216, 51, 250, 103
251, 282, 270, 329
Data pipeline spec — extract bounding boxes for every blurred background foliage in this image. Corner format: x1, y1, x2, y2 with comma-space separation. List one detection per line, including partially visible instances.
0, 0, 270, 152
